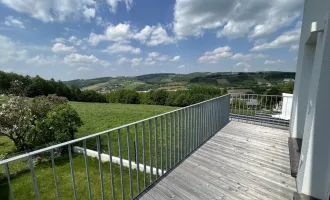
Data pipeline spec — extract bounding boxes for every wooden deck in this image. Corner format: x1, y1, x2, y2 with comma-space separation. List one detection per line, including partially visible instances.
138, 121, 296, 200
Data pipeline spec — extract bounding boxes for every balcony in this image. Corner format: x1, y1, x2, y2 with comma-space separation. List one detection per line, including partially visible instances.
0, 94, 296, 200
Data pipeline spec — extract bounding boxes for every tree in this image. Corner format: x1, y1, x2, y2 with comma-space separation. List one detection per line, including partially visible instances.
0, 94, 82, 151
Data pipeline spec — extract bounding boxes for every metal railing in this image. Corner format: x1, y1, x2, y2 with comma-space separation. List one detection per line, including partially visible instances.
0, 95, 230, 200
229, 93, 293, 129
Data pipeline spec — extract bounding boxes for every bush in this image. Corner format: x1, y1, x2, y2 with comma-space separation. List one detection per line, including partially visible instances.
0, 95, 82, 151
31, 103, 83, 147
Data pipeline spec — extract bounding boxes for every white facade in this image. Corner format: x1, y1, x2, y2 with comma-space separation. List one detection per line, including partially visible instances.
290, 0, 330, 199
272, 93, 293, 120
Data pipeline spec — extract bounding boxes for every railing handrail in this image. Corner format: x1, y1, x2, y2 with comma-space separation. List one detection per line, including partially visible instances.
0, 94, 230, 165
228, 93, 288, 97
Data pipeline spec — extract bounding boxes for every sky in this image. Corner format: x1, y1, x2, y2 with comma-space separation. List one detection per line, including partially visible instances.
0, 0, 303, 81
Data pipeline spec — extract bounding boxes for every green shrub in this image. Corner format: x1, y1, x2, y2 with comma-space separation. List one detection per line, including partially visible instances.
0, 95, 82, 151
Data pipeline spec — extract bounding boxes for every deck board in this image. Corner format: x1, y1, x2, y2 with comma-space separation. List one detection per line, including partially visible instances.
138, 121, 296, 200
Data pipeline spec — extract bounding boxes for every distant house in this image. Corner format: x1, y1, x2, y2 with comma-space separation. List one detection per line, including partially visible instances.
284, 78, 295, 83
228, 89, 254, 97
246, 99, 260, 110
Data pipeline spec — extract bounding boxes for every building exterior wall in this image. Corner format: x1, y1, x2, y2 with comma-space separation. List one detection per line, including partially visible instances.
290, 0, 329, 139
294, 0, 330, 198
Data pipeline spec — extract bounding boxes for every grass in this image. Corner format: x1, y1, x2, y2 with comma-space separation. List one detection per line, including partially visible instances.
0, 102, 178, 200
0, 154, 154, 200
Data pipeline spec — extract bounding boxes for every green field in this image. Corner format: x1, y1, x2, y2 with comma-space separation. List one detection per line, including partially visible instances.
0, 102, 178, 200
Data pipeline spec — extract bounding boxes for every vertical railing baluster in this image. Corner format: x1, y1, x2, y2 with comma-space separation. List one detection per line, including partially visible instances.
51, 149, 60, 200
165, 114, 168, 171
177, 111, 180, 162
4, 164, 15, 200
148, 119, 153, 183
68, 145, 79, 200
182, 109, 185, 158
194, 106, 197, 149
107, 133, 115, 200
181, 110, 184, 159
134, 124, 140, 193
68, 145, 77, 200
160, 116, 164, 175
29, 156, 40, 200
188, 107, 191, 153
141, 121, 146, 189
126, 126, 133, 199
174, 112, 176, 164
155, 118, 159, 179
117, 129, 125, 200
83, 140, 92, 200
170, 113, 172, 168
96, 136, 105, 200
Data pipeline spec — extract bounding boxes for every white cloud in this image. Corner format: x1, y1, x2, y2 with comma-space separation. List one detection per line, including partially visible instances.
53, 37, 66, 43
68, 36, 82, 46
4, 16, 25, 28
89, 23, 175, 46
0, 34, 29, 63
173, 0, 302, 39
82, 6, 95, 21
178, 65, 186, 68
289, 44, 299, 51
143, 52, 170, 65
106, 0, 134, 14
77, 67, 93, 71
116, 56, 141, 67
133, 25, 154, 43
235, 62, 251, 72
251, 23, 301, 51
26, 55, 58, 65
171, 56, 180, 62
117, 57, 129, 65
52, 43, 76, 53
264, 60, 284, 65
231, 53, 266, 61
102, 42, 141, 54
198, 46, 232, 63
64, 53, 110, 67
199, 46, 266, 63
145, 25, 175, 46
131, 57, 142, 66
217, 21, 254, 39
88, 23, 133, 45
16, 50, 28, 61
1, 0, 96, 22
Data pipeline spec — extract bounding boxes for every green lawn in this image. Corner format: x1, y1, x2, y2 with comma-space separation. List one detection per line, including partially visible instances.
0, 102, 178, 200
0, 155, 153, 200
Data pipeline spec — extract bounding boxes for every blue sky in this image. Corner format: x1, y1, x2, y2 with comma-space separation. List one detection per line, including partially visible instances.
0, 0, 303, 80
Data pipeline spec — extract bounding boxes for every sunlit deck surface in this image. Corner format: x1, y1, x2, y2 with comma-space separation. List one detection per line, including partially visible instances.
138, 121, 296, 200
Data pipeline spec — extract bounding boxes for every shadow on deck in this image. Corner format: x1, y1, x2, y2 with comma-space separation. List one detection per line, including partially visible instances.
137, 121, 296, 200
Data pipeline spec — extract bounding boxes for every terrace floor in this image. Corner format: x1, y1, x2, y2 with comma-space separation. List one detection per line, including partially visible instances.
137, 121, 296, 200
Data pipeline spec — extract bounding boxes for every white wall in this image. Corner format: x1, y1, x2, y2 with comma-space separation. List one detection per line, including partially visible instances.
289, 0, 326, 139
294, 1, 330, 198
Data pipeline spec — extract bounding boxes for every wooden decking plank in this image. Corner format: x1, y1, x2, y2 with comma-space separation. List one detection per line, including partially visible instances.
220, 129, 290, 146
183, 158, 289, 200
178, 161, 265, 200
140, 121, 296, 200
189, 154, 294, 200
196, 149, 296, 189
165, 170, 222, 200
202, 143, 291, 174
139, 192, 156, 200
211, 136, 290, 160
154, 181, 191, 200
173, 166, 246, 200
143, 185, 171, 200
205, 139, 291, 169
